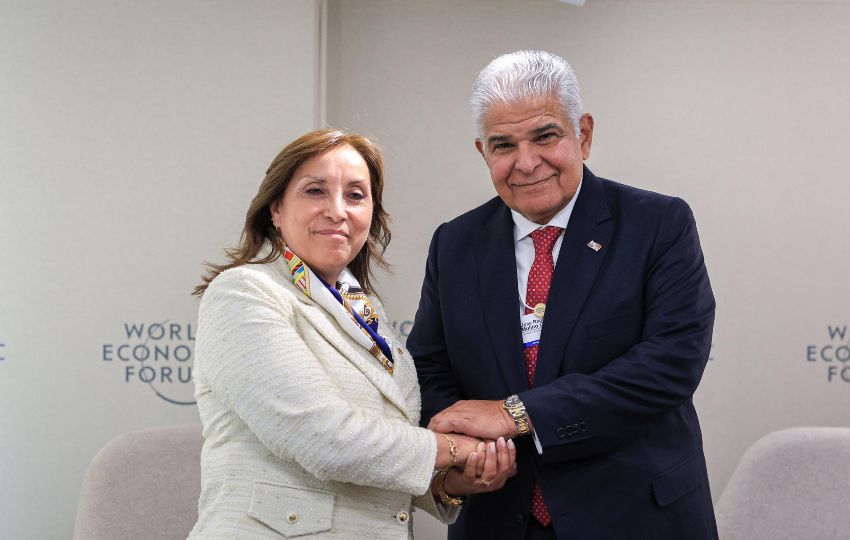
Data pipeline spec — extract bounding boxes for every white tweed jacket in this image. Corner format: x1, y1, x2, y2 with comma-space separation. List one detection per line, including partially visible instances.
188, 259, 456, 539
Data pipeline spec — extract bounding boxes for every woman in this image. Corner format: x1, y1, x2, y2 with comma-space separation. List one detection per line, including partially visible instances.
189, 129, 516, 539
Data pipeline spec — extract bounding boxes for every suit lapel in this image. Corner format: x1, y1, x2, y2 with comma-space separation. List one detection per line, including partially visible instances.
273, 266, 415, 422
379, 330, 422, 423
535, 168, 613, 385
297, 300, 416, 421
476, 204, 528, 394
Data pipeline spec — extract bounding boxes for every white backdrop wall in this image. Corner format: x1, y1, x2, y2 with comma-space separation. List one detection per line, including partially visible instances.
0, 1, 320, 538
3, 1, 850, 539
324, 0, 850, 538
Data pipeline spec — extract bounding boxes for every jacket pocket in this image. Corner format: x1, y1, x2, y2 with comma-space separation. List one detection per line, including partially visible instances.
247, 481, 335, 537
651, 452, 703, 507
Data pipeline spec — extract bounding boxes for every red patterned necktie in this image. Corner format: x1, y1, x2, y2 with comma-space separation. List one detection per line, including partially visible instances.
525, 226, 562, 527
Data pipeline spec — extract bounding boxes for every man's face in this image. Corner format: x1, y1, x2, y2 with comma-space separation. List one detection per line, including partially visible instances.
476, 95, 593, 224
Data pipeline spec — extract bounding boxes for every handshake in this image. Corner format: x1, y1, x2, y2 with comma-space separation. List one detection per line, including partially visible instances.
429, 398, 523, 504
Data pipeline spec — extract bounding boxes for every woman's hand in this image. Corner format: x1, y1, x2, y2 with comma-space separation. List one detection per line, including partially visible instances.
435, 432, 485, 469
437, 437, 518, 497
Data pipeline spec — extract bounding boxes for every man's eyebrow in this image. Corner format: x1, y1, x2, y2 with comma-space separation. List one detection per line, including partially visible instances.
531, 123, 564, 135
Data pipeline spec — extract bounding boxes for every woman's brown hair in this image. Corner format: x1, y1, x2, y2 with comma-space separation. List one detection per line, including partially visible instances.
193, 129, 391, 296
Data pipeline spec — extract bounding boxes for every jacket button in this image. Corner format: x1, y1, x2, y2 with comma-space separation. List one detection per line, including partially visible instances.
515, 513, 525, 524
287, 513, 297, 524
396, 510, 409, 524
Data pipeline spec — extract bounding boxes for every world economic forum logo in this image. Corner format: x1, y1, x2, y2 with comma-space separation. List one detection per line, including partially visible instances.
102, 320, 195, 405
806, 324, 850, 383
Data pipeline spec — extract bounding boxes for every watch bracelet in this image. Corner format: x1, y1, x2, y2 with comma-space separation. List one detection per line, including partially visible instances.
503, 395, 531, 436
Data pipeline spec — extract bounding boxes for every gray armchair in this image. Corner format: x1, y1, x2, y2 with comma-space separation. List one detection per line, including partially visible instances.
715, 426, 850, 540
73, 424, 203, 540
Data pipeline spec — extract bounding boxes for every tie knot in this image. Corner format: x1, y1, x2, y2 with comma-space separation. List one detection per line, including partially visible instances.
529, 226, 561, 254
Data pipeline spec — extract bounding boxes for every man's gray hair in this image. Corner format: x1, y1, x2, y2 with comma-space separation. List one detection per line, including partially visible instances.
470, 50, 583, 138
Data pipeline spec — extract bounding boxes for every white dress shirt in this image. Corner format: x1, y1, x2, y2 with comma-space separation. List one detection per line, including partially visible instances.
511, 178, 583, 314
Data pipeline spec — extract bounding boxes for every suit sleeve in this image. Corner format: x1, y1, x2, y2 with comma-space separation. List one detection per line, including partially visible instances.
520, 197, 715, 464
196, 269, 437, 495
408, 224, 468, 426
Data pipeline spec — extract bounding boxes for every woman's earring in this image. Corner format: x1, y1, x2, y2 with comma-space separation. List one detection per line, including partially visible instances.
272, 218, 286, 245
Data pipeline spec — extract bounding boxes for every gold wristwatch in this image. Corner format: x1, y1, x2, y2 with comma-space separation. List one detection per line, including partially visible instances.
502, 394, 531, 436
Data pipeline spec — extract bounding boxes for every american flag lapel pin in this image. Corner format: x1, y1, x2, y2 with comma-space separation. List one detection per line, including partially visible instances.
587, 240, 602, 252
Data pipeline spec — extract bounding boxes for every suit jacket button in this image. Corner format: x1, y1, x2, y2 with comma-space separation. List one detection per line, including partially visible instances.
515, 513, 525, 524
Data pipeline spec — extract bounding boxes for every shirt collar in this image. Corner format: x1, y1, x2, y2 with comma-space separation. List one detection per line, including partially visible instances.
511, 175, 583, 243
335, 267, 360, 292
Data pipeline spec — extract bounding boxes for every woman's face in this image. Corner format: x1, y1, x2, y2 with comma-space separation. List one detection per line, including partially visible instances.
271, 144, 374, 285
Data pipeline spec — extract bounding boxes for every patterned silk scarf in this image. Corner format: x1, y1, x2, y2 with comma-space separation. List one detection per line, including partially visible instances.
282, 245, 394, 374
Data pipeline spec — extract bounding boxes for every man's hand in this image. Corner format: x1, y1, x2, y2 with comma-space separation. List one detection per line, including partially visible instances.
428, 399, 518, 440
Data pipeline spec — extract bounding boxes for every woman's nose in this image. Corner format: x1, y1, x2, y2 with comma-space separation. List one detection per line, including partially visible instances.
324, 194, 346, 222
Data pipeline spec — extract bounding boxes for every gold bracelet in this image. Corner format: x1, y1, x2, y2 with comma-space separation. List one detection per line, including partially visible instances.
435, 466, 464, 506
443, 433, 457, 468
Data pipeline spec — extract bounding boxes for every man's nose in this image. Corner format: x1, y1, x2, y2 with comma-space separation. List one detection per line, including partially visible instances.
513, 142, 541, 174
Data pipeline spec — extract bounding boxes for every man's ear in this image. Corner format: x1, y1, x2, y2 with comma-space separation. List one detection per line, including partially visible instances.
579, 113, 594, 160
475, 138, 486, 159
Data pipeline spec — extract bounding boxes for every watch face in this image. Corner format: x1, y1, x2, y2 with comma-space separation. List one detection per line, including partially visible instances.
505, 395, 520, 407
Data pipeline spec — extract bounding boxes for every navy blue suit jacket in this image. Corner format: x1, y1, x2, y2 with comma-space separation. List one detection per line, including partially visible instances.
408, 167, 718, 539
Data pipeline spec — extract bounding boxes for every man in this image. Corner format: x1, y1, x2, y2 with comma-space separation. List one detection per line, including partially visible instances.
408, 50, 717, 539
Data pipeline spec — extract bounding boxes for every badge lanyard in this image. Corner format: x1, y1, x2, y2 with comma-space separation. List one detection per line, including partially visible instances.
519, 287, 545, 349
